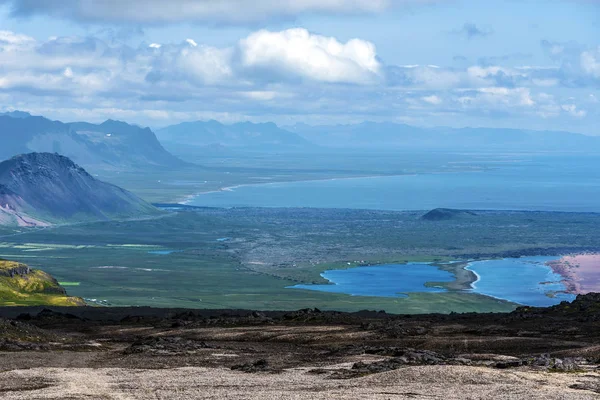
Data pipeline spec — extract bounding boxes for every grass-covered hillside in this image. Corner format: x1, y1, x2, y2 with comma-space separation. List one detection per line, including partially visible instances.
0, 260, 84, 306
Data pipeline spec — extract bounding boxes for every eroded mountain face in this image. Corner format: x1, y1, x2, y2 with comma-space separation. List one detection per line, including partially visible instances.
0, 152, 158, 226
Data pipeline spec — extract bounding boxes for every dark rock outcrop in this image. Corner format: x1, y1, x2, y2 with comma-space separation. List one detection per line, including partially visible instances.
0, 263, 30, 278
123, 336, 212, 355
421, 208, 478, 221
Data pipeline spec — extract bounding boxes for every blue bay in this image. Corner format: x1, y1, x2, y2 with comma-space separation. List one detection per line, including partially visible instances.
289, 263, 455, 298
188, 155, 600, 212
466, 256, 576, 307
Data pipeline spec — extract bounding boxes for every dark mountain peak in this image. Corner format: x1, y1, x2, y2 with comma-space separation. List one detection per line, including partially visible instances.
421, 208, 478, 221
7, 151, 76, 166
0, 152, 90, 181
0, 153, 158, 226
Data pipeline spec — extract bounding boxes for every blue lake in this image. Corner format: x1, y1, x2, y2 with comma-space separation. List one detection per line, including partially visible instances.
188, 155, 600, 212
466, 256, 576, 307
289, 257, 575, 307
289, 263, 455, 298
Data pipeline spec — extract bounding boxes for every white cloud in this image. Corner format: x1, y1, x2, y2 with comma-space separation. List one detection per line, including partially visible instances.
478, 87, 534, 106
392, 65, 463, 89
177, 45, 233, 85
146, 42, 234, 86
422, 95, 442, 104
467, 66, 524, 79
581, 47, 600, 78
239, 28, 381, 84
0, 28, 384, 92
562, 104, 587, 118
0, 27, 596, 133
455, 87, 536, 111
0, 30, 35, 51
531, 78, 558, 87
540, 41, 600, 85
238, 91, 292, 101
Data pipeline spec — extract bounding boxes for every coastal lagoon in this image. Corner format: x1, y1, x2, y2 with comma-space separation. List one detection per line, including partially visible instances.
466, 257, 576, 307
291, 257, 575, 307
188, 155, 600, 212
289, 263, 455, 297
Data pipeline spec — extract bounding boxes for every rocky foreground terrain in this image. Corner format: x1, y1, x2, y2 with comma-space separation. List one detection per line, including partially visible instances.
1, 294, 600, 399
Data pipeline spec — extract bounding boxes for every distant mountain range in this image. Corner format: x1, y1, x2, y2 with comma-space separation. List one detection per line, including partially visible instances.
2, 110, 598, 163
0, 153, 158, 226
0, 112, 186, 169
285, 122, 600, 152
156, 120, 311, 150
156, 118, 599, 153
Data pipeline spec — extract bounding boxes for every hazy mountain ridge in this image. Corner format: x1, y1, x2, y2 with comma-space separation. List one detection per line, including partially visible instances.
157, 120, 311, 150
0, 152, 158, 226
286, 122, 600, 151
0, 111, 32, 119
0, 113, 186, 169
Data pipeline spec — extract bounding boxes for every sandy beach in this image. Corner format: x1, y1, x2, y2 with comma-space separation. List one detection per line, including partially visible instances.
548, 254, 600, 294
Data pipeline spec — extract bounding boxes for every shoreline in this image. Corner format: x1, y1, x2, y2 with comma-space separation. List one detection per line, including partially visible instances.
547, 259, 580, 294
547, 253, 600, 295
465, 263, 482, 290
178, 172, 429, 205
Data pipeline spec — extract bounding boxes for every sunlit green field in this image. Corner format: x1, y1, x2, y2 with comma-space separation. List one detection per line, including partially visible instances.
1, 207, 598, 313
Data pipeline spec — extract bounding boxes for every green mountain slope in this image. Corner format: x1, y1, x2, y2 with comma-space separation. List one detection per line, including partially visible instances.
0, 260, 85, 306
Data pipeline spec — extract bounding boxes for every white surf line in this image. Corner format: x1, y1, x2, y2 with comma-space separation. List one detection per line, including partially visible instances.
179, 174, 417, 205
464, 262, 481, 290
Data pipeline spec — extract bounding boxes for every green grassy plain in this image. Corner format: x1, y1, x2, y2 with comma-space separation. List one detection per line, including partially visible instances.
0, 207, 598, 313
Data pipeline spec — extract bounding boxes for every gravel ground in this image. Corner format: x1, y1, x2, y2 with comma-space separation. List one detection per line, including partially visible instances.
0, 365, 598, 399
2, 295, 600, 399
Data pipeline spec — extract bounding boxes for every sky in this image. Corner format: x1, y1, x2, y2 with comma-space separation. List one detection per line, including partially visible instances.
0, 0, 598, 134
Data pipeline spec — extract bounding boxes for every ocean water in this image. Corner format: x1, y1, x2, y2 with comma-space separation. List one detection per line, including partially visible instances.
289, 263, 455, 297
187, 155, 600, 212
